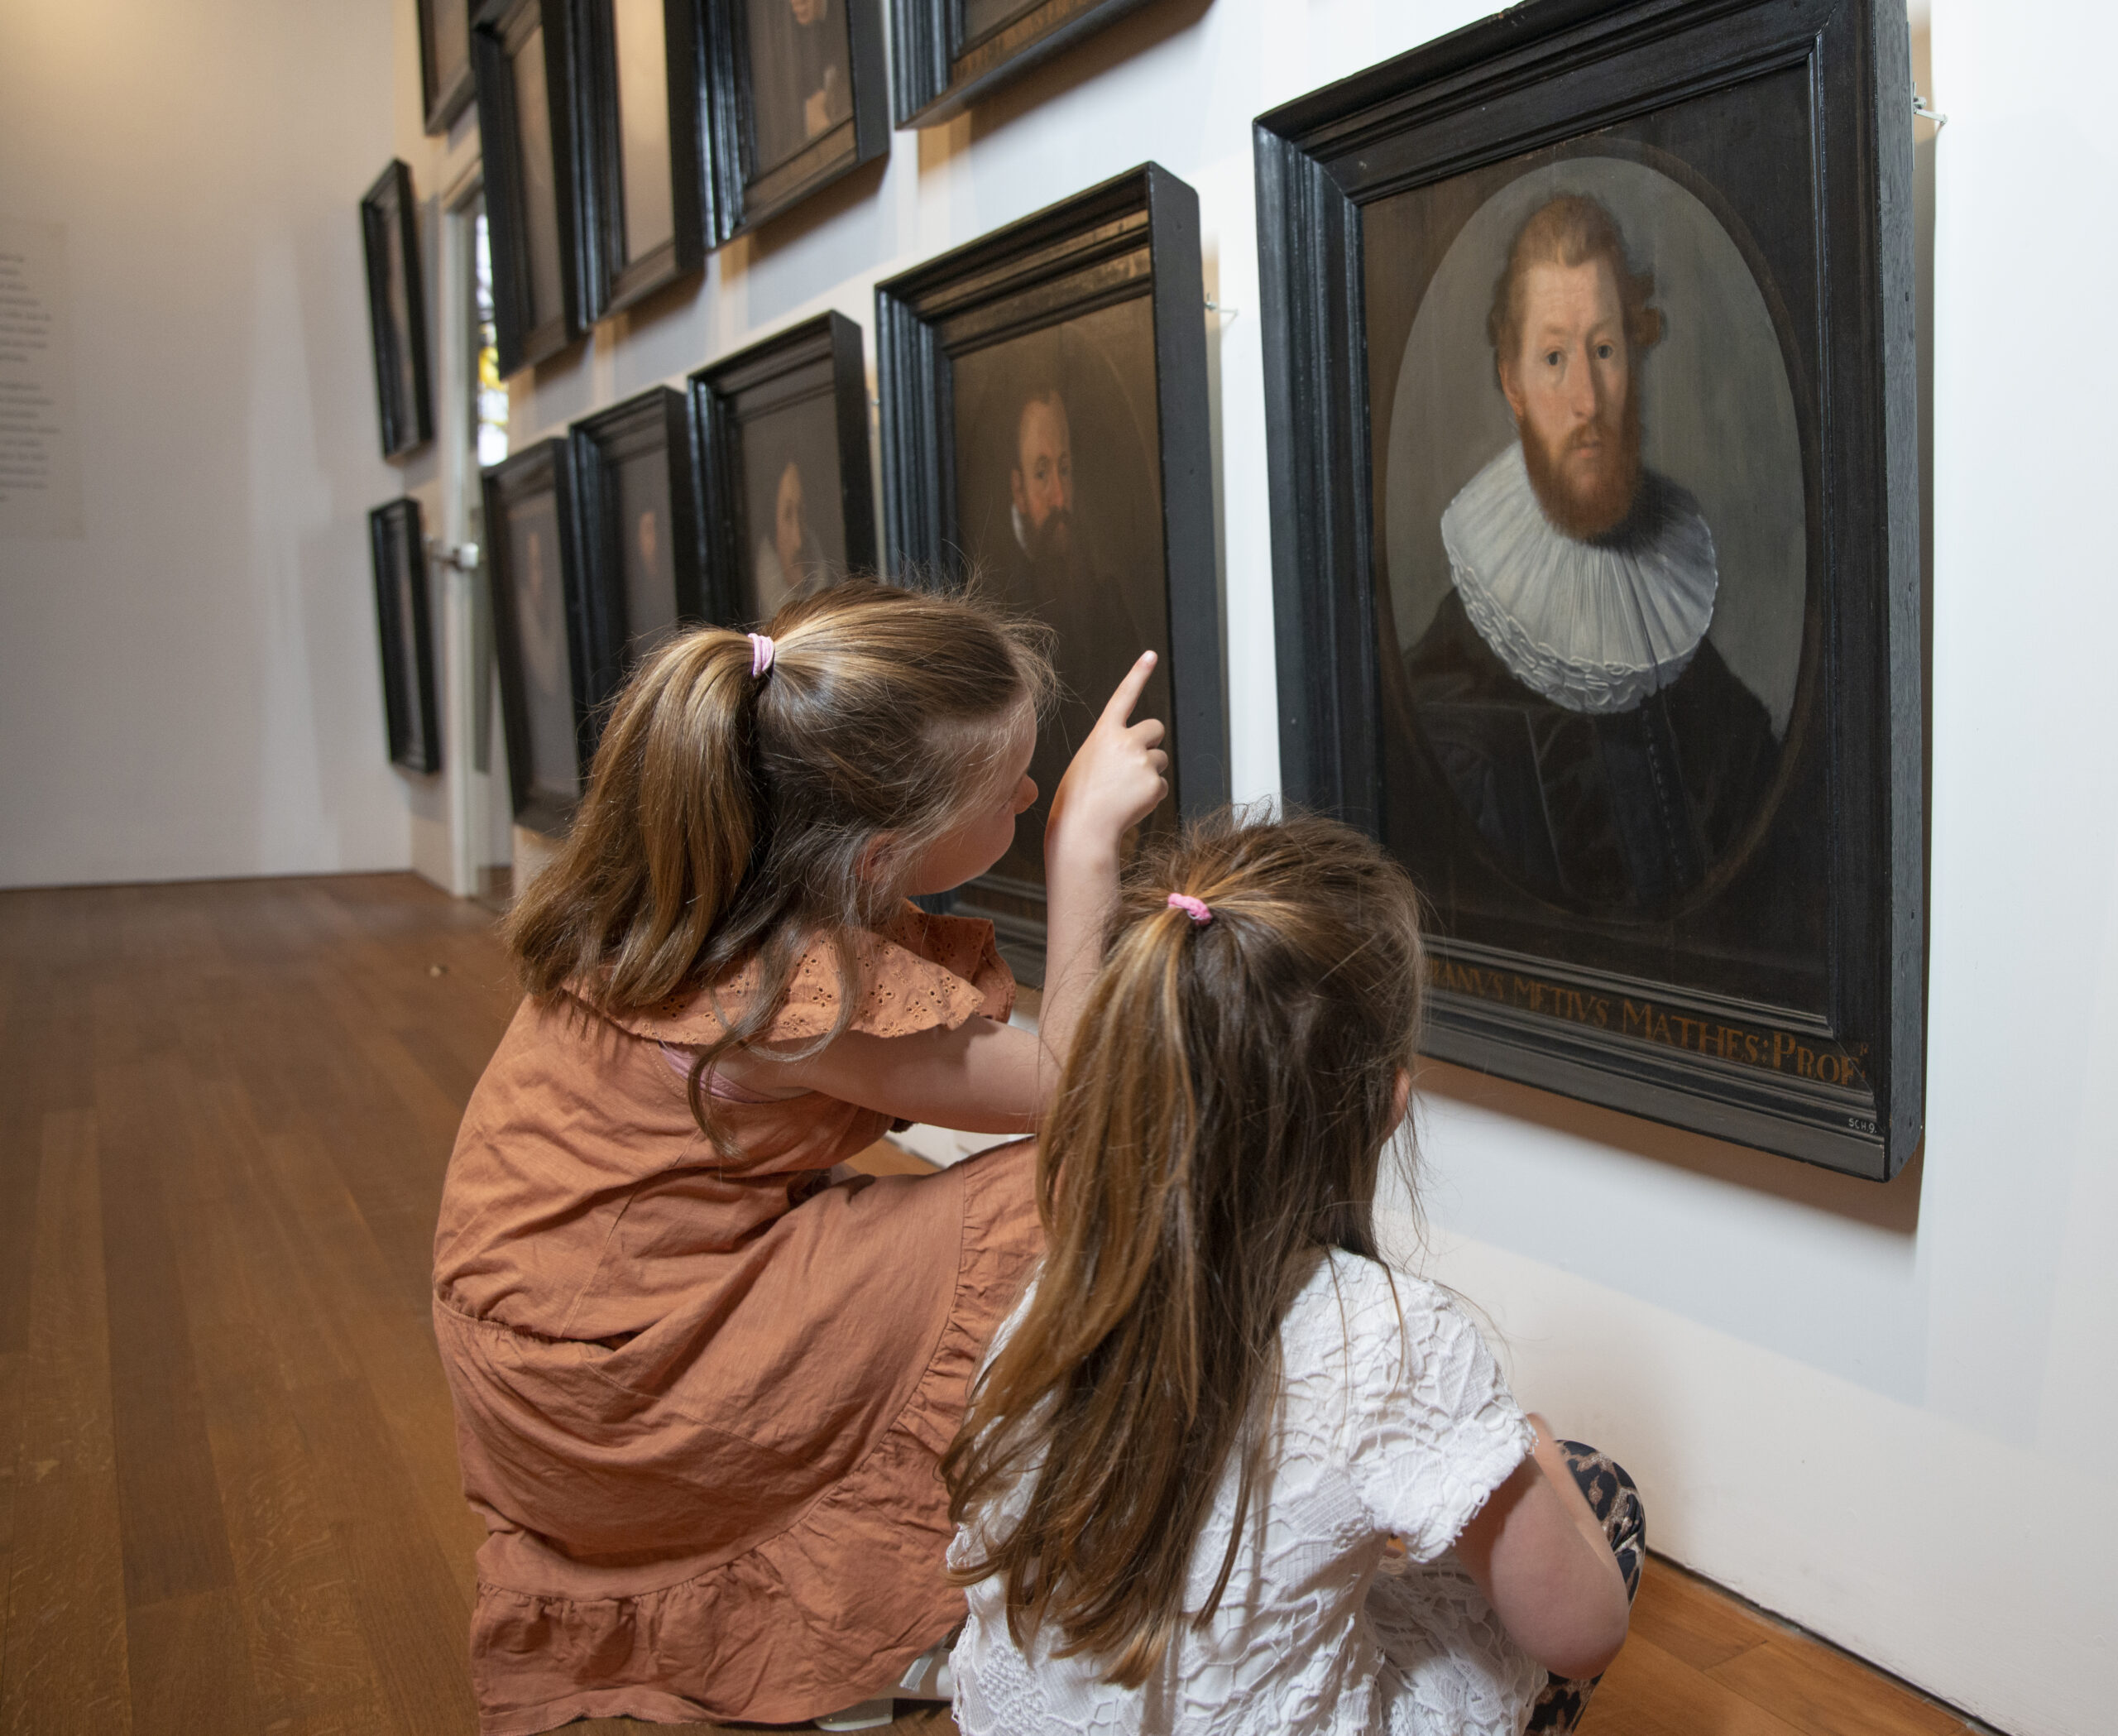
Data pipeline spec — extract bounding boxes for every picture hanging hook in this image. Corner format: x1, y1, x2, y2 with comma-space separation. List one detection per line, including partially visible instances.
1912, 81, 1947, 129
1205, 295, 1240, 323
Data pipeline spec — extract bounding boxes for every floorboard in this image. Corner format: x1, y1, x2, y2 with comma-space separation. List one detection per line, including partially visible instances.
0, 874, 1991, 1736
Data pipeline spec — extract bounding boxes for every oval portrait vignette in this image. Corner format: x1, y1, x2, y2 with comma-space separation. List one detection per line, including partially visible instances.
1382, 152, 1809, 920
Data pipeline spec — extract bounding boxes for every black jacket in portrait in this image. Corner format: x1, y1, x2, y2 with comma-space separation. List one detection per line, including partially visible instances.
1403, 586, 1779, 912
987, 521, 1172, 882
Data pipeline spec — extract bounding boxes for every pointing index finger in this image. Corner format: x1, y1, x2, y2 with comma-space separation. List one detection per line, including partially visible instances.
1100, 650, 1158, 727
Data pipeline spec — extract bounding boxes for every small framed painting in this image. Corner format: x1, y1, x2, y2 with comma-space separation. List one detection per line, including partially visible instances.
878, 164, 1225, 981
577, 0, 708, 314
1255, 0, 1924, 1176
486, 439, 592, 833
569, 386, 703, 703
689, 310, 875, 627
359, 161, 434, 458
472, 0, 594, 376
703, 0, 888, 237
370, 499, 442, 774
419, 0, 477, 133
890, 0, 1158, 128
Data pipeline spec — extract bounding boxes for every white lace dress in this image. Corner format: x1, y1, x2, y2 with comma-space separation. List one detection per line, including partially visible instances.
949, 1256, 1545, 1735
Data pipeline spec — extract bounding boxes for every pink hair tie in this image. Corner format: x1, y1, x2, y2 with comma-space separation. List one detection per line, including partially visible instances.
748, 633, 775, 678
1167, 893, 1212, 926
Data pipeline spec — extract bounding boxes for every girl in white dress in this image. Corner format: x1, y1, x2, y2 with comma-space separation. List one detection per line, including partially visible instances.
943, 813, 1640, 1735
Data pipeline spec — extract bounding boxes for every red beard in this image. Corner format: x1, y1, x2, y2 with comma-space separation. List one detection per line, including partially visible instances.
1520, 391, 1643, 541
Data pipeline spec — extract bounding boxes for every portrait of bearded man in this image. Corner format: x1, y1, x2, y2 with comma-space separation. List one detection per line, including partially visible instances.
984, 378, 1169, 885
1403, 192, 1780, 911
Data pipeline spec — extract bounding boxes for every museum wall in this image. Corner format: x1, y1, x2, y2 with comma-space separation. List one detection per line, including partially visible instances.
3, 0, 2111, 1729
0, 0, 419, 886
483, 2, 2109, 1730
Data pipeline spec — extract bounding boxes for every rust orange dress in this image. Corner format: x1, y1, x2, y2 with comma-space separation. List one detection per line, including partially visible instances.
432, 905, 1042, 1735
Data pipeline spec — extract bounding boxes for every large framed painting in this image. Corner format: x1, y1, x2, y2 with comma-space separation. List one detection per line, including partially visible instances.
577, 0, 708, 314
359, 161, 434, 458
690, 310, 875, 627
472, 0, 595, 376
890, 0, 1158, 127
370, 498, 442, 774
702, 0, 887, 237
878, 164, 1225, 981
569, 386, 703, 706
1255, 0, 1924, 1177
419, 0, 477, 133
486, 439, 592, 833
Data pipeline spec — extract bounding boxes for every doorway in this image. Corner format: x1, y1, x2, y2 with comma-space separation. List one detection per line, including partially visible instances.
434, 173, 515, 902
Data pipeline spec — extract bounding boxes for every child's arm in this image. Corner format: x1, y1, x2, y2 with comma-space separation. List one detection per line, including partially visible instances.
1038, 650, 1170, 1077
721, 1016, 1043, 1134
1452, 1413, 1632, 1683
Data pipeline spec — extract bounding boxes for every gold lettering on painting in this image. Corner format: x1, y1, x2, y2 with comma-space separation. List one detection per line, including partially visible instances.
1430, 959, 1868, 1091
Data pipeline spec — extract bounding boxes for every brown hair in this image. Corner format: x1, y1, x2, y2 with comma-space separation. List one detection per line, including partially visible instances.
943, 811, 1426, 1686
506, 578, 1053, 1142
1488, 193, 1664, 370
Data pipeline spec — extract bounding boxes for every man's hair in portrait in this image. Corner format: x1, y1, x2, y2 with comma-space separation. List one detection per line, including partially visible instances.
1487, 193, 1665, 367
1010, 380, 1066, 462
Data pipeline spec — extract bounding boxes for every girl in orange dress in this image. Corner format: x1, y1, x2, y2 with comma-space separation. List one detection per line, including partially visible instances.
432, 580, 1169, 1734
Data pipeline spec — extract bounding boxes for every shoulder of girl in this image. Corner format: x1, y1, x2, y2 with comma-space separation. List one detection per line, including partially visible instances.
569, 906, 1012, 1046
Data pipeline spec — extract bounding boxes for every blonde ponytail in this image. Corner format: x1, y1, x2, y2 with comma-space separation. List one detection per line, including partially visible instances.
504, 578, 1054, 1144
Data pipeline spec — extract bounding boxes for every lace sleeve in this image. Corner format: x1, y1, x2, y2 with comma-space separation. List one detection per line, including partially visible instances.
1332, 1268, 1534, 1564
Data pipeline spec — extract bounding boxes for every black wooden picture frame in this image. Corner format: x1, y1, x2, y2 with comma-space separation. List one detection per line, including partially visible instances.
370, 498, 443, 774
690, 311, 876, 627
568, 386, 704, 710
1254, 0, 1924, 1177
359, 161, 434, 459
890, 0, 1157, 127
486, 439, 594, 833
702, 0, 888, 238
577, 0, 709, 315
420, 0, 477, 133
472, 0, 597, 376
878, 162, 1225, 980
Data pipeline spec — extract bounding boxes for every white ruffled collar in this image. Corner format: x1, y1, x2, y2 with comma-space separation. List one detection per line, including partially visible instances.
1439, 441, 1718, 715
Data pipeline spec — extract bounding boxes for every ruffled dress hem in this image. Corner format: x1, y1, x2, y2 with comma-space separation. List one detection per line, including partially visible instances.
452, 1136, 1039, 1734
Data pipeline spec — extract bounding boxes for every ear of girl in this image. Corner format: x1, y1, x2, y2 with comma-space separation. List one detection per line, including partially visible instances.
942, 811, 1635, 1731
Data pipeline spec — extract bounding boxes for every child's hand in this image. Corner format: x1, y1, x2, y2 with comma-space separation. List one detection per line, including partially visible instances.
1047, 651, 1169, 864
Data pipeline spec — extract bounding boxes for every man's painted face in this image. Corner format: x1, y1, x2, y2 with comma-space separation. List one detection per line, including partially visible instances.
774, 459, 806, 587
789, 0, 826, 25
1500, 257, 1641, 540
1009, 393, 1074, 560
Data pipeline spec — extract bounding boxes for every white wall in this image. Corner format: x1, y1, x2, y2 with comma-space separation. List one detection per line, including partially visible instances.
0, 0, 424, 886
6, 0, 2112, 1729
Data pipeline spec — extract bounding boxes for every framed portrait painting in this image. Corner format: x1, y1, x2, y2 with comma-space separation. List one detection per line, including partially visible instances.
419, 0, 477, 133
890, 0, 1159, 127
370, 498, 442, 774
486, 439, 592, 833
878, 163, 1225, 981
690, 310, 875, 627
702, 0, 887, 237
1255, 0, 1924, 1177
568, 386, 703, 703
577, 0, 708, 314
359, 161, 434, 458
472, 0, 595, 376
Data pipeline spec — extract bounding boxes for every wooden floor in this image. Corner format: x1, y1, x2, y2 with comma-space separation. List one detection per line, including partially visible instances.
0, 873, 1986, 1736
